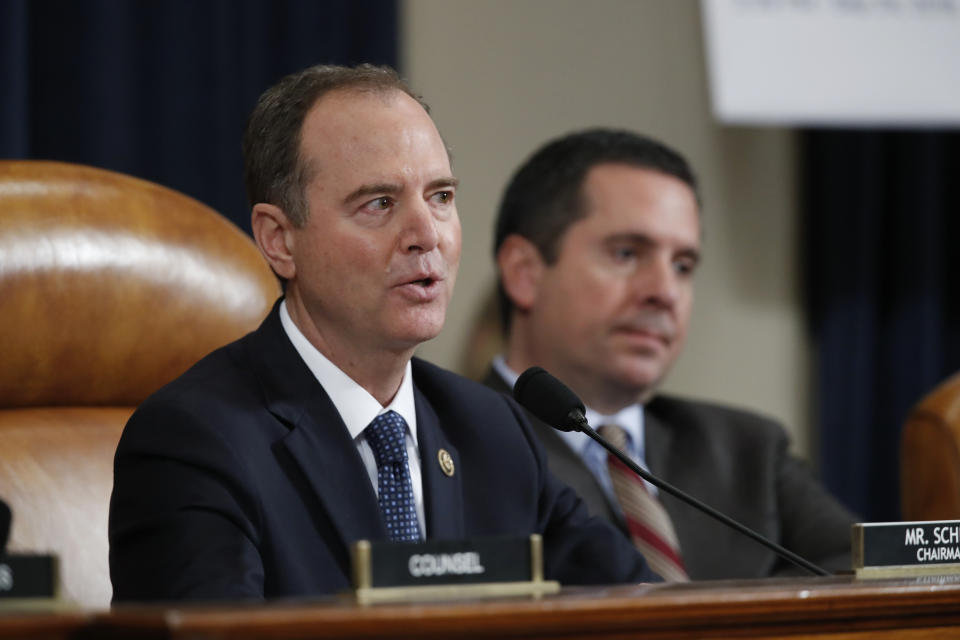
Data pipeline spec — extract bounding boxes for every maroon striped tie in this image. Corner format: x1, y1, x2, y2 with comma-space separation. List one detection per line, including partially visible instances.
598, 424, 689, 582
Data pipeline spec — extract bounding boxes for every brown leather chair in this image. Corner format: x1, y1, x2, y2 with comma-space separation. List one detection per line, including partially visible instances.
0, 160, 280, 608
901, 371, 960, 521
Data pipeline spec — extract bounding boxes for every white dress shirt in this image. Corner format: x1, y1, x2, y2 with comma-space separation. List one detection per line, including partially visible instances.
279, 300, 425, 537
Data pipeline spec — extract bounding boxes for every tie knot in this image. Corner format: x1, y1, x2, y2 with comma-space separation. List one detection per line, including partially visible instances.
366, 411, 409, 465
597, 424, 629, 451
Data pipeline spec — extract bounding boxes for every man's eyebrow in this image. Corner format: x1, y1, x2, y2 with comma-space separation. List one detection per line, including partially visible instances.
342, 183, 403, 205
679, 247, 701, 265
605, 232, 701, 260
341, 177, 459, 206
426, 177, 459, 191
603, 232, 655, 247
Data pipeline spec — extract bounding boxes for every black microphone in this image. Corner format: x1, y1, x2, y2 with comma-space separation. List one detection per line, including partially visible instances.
514, 366, 829, 577
513, 366, 589, 432
0, 497, 10, 553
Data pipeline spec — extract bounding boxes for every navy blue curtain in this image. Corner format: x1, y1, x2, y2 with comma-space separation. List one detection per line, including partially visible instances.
802, 130, 960, 522
0, 0, 398, 234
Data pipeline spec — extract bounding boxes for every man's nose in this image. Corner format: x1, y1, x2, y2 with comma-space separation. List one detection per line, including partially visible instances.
401, 199, 440, 253
633, 257, 679, 307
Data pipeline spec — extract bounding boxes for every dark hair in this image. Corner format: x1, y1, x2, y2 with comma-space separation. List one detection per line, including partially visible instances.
242, 63, 428, 227
494, 128, 700, 331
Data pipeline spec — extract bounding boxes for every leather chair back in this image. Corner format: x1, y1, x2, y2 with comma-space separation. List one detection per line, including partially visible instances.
0, 160, 279, 607
901, 371, 960, 521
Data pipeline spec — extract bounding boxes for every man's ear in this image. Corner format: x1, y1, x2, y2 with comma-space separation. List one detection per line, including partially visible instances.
251, 203, 296, 281
496, 234, 545, 312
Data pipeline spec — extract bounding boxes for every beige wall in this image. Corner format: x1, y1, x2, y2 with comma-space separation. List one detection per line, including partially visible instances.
402, 0, 813, 456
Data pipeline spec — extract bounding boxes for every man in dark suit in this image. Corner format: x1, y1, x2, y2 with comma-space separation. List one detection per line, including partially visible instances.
108, 66, 658, 602
487, 129, 856, 581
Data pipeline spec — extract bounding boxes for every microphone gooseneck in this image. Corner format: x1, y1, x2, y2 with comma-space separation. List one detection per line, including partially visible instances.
513, 367, 830, 578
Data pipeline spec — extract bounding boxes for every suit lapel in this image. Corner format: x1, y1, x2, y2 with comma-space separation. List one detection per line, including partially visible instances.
643, 401, 695, 548
246, 303, 387, 548
414, 382, 464, 539
278, 409, 387, 545
643, 403, 672, 478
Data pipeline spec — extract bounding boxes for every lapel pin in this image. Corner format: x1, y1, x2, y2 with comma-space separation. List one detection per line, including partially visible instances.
438, 449, 455, 477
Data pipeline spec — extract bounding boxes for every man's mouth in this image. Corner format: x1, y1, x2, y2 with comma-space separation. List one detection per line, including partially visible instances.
615, 314, 675, 346
392, 272, 445, 302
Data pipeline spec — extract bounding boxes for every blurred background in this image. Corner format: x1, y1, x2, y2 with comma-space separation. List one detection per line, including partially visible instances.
3, 0, 958, 522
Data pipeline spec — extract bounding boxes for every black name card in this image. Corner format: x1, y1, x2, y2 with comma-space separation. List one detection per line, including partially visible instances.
853, 521, 960, 577
0, 554, 57, 599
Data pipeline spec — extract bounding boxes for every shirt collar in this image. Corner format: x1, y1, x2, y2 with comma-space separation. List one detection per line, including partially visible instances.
279, 300, 418, 443
491, 354, 520, 391
584, 404, 643, 452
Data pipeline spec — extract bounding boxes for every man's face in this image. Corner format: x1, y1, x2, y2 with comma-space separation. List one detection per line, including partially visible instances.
286, 89, 460, 356
523, 163, 700, 407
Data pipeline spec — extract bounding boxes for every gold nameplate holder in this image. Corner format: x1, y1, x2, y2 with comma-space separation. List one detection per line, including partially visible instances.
350, 534, 560, 604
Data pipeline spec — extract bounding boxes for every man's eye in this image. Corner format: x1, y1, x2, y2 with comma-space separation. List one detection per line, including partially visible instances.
612, 246, 637, 262
365, 197, 392, 211
674, 259, 697, 276
432, 191, 453, 204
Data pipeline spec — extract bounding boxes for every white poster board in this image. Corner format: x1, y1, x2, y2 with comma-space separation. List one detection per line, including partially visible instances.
701, 0, 960, 126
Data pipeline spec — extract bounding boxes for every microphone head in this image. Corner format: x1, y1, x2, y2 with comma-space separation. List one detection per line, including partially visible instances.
513, 367, 587, 432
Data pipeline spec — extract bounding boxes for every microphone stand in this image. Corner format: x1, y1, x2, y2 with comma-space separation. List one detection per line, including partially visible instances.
576, 415, 830, 577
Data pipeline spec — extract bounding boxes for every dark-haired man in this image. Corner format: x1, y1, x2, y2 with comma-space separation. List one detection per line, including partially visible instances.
487, 129, 855, 580
108, 67, 658, 602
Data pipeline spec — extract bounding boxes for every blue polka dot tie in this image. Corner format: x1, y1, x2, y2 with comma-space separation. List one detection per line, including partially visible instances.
365, 411, 422, 542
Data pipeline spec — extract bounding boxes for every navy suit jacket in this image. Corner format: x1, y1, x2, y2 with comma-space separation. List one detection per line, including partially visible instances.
484, 368, 856, 580
109, 304, 658, 602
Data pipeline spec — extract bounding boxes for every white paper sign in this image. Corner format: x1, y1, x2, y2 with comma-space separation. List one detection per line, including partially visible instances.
701, 0, 960, 126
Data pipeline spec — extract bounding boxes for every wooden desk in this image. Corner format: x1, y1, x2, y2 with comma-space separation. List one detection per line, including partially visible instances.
91, 575, 960, 639
0, 607, 90, 640
6, 575, 960, 639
